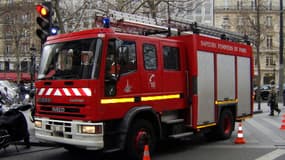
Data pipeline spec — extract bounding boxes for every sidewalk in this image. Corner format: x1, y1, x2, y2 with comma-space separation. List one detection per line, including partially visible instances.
253, 102, 285, 114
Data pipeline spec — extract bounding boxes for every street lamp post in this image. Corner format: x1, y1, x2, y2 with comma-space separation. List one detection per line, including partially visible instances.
30, 44, 36, 89
279, 0, 284, 105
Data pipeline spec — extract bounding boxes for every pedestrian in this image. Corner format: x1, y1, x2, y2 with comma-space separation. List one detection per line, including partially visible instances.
3, 86, 8, 97
268, 81, 281, 116
18, 81, 26, 101
283, 89, 285, 106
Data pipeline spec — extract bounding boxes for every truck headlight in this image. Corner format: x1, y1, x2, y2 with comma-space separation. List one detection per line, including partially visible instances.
80, 125, 102, 134
35, 120, 42, 128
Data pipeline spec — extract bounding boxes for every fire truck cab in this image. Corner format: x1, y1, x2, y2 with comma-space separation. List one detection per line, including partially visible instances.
34, 16, 253, 159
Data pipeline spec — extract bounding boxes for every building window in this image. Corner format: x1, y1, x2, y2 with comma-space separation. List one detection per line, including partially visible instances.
224, 0, 228, 9
251, 0, 255, 10
266, 35, 273, 49
237, 0, 243, 10
265, 55, 274, 66
266, 16, 272, 27
6, 45, 12, 55
237, 16, 243, 26
267, 0, 272, 10
222, 15, 230, 29
7, 0, 13, 5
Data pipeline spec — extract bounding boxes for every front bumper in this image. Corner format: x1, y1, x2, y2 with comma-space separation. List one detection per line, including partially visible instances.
34, 117, 104, 150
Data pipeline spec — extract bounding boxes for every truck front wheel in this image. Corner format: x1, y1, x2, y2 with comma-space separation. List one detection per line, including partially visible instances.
125, 119, 156, 160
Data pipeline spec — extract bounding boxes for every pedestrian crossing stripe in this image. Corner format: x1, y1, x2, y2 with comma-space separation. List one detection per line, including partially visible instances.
255, 149, 285, 160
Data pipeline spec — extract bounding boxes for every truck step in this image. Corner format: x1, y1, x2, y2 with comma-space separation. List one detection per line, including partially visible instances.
164, 118, 184, 124
168, 132, 193, 139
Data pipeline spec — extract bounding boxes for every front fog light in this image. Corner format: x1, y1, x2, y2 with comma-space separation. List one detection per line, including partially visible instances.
35, 120, 42, 128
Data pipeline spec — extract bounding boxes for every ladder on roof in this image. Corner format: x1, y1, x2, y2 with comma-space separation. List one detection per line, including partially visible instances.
94, 9, 253, 44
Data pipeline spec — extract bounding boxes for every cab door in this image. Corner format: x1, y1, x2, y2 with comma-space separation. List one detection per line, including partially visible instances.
139, 41, 162, 94
104, 38, 141, 97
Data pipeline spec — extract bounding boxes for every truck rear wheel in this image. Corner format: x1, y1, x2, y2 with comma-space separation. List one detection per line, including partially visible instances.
216, 109, 234, 140
125, 119, 156, 160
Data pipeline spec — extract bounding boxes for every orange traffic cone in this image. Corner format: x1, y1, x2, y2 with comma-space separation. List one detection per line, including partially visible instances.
280, 114, 285, 130
142, 145, 151, 160
234, 122, 246, 144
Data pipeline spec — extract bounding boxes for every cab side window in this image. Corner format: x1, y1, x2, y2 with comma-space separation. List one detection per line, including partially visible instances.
143, 43, 157, 70
163, 46, 180, 70
119, 41, 137, 75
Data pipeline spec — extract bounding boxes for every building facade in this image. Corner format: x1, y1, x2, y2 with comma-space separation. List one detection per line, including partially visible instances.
0, 0, 41, 81
214, 0, 284, 86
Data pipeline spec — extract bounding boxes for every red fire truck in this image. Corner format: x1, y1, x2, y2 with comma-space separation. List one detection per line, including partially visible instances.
34, 11, 253, 159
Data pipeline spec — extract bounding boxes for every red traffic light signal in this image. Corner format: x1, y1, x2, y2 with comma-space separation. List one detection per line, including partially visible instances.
36, 5, 49, 18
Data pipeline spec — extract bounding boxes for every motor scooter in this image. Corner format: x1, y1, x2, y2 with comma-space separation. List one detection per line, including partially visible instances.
0, 103, 32, 150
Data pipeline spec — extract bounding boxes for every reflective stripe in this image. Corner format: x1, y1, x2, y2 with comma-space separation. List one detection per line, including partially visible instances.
197, 123, 216, 129
215, 99, 238, 105
141, 94, 180, 101
100, 94, 181, 104
237, 133, 244, 138
63, 88, 71, 96
37, 88, 92, 96
100, 98, 135, 104
38, 88, 45, 96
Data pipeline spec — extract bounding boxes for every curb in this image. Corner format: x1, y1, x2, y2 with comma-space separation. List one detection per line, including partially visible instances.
253, 110, 263, 114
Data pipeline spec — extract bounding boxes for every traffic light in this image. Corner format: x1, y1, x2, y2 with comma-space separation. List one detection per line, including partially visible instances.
36, 2, 53, 43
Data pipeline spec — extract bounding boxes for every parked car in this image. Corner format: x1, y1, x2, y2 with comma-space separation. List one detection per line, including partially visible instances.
254, 83, 285, 101
254, 84, 272, 101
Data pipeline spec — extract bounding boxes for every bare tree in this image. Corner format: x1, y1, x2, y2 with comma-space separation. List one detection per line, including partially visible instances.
101, 0, 206, 19
53, 0, 91, 33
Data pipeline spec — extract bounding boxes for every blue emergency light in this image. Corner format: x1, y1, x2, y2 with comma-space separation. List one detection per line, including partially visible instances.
103, 17, 110, 28
50, 26, 59, 35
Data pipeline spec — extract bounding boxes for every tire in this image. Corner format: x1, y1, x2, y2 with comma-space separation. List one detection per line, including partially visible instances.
216, 109, 234, 140
125, 119, 157, 160
0, 129, 10, 149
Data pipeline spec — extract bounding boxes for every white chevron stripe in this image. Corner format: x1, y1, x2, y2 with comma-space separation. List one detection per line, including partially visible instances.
63, 88, 71, 96
72, 88, 81, 96
46, 88, 53, 95
38, 88, 45, 95
82, 88, 91, 96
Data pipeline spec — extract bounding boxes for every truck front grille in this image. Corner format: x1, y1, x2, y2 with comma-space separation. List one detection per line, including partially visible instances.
38, 105, 85, 118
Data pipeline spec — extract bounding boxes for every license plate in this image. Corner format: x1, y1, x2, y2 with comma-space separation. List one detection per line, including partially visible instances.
53, 126, 63, 132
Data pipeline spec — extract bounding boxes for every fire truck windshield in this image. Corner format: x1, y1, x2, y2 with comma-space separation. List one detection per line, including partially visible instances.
38, 38, 102, 80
